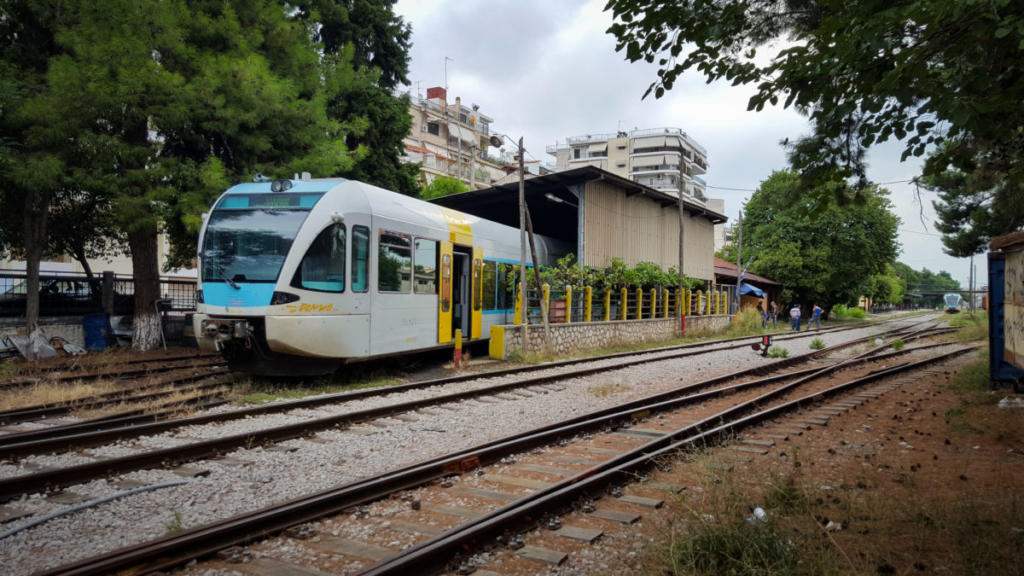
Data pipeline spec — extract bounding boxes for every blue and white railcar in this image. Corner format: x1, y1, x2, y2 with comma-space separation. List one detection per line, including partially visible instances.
193, 176, 555, 375
943, 293, 962, 314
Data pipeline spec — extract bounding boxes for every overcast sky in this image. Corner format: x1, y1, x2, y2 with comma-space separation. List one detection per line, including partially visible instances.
395, 0, 978, 288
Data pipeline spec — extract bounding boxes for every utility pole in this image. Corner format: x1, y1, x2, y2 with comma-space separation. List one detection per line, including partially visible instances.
969, 254, 975, 314
736, 211, 742, 313
518, 137, 528, 355
525, 209, 551, 351
677, 167, 686, 332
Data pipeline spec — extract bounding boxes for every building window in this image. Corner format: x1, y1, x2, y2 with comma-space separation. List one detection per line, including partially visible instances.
291, 225, 345, 292
378, 231, 412, 292
459, 113, 468, 123
427, 122, 440, 136
573, 148, 581, 159
413, 238, 438, 294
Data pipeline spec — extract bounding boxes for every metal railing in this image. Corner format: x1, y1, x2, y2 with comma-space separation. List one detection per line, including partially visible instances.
0, 271, 196, 318
515, 283, 735, 326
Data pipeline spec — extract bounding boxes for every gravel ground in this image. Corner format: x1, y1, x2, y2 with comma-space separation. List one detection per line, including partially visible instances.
0, 318, 928, 574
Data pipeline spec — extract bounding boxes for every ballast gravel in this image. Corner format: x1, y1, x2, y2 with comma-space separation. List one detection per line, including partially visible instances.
0, 319, 928, 574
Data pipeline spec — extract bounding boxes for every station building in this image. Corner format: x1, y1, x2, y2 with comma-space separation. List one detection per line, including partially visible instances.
430, 166, 727, 282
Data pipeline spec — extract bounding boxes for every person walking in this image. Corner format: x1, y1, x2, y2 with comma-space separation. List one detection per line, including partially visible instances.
769, 301, 779, 329
789, 304, 801, 331
757, 301, 766, 327
808, 304, 823, 330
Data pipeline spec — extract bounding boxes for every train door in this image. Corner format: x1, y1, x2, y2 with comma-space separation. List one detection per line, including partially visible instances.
452, 247, 471, 338
438, 241, 453, 344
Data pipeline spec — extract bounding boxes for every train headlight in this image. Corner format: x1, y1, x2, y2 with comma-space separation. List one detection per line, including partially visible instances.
271, 291, 300, 305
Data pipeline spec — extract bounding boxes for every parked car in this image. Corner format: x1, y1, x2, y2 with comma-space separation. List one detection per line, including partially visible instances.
0, 278, 98, 316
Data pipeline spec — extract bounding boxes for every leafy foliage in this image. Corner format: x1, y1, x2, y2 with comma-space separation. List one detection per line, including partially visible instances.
741, 171, 900, 309
605, 0, 1024, 252
420, 176, 469, 200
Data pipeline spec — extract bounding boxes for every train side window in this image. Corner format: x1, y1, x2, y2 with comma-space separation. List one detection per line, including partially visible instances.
352, 226, 369, 292
482, 260, 497, 309
413, 239, 438, 294
291, 224, 345, 292
378, 230, 412, 292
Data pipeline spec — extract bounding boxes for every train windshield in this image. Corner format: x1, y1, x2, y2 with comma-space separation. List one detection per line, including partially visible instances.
201, 193, 323, 284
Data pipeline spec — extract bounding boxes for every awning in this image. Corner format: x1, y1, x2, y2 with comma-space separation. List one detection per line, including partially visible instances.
632, 155, 665, 168
587, 143, 607, 153
740, 282, 765, 297
447, 122, 478, 146
633, 135, 666, 149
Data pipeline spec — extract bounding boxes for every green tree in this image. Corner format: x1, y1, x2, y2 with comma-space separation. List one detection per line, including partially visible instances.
298, 0, 419, 196
741, 171, 900, 311
606, 0, 1024, 251
34, 0, 356, 349
420, 176, 469, 200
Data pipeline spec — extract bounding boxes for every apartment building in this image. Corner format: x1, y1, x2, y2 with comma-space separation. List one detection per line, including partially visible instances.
547, 128, 709, 201
402, 86, 515, 189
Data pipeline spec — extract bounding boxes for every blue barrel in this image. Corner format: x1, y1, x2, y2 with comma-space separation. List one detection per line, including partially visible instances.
83, 313, 109, 350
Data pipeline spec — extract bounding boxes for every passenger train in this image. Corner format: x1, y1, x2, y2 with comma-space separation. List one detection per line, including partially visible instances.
943, 293, 962, 313
193, 175, 561, 375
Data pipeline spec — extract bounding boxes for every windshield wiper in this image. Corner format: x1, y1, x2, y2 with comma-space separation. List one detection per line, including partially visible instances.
209, 259, 241, 290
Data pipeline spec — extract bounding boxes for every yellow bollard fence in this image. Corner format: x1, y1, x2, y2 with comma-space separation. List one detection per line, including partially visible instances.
663, 288, 669, 318
585, 286, 593, 323
649, 288, 657, 319
604, 289, 611, 322
635, 287, 643, 320
565, 285, 572, 324
620, 287, 628, 321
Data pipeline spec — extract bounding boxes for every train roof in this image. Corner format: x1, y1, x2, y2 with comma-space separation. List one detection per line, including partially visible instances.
220, 177, 514, 240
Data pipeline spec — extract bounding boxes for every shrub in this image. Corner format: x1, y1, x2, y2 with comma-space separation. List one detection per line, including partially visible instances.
833, 304, 867, 319
809, 338, 825, 350
768, 346, 789, 358
892, 339, 905, 350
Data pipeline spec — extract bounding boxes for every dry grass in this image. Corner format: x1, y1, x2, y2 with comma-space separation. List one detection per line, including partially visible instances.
0, 380, 123, 412
587, 380, 631, 397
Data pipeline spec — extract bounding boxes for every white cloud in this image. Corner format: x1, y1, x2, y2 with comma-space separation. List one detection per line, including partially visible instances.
395, 0, 975, 286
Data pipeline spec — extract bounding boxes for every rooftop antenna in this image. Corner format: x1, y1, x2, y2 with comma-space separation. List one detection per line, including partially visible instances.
444, 56, 453, 92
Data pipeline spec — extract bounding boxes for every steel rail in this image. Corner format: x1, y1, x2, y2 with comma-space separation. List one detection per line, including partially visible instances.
0, 320, 915, 464
0, 368, 232, 427
34, 338, 955, 576
0, 356, 226, 391
0, 319, 917, 493
360, 345, 978, 575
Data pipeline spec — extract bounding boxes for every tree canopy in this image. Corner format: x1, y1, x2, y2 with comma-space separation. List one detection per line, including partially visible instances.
605, 0, 1024, 254
740, 171, 900, 308
0, 0, 415, 349
420, 176, 469, 200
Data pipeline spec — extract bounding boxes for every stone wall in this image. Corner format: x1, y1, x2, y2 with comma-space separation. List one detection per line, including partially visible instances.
489, 315, 733, 359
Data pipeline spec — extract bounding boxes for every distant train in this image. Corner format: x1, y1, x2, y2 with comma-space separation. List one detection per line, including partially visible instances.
193, 175, 562, 375
943, 293, 962, 313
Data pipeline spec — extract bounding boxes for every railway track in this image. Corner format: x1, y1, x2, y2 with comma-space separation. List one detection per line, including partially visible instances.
0, 322, 935, 501
0, 367, 233, 427
0, 319, 921, 456
0, 354, 225, 392
31, 336, 975, 575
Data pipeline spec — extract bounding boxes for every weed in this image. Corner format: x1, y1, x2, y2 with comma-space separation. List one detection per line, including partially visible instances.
165, 510, 183, 533
809, 338, 825, 350
949, 311, 988, 342
768, 346, 789, 358
587, 381, 628, 397
892, 339, 905, 350
238, 376, 401, 404
720, 308, 766, 338
833, 304, 867, 319
765, 474, 806, 513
